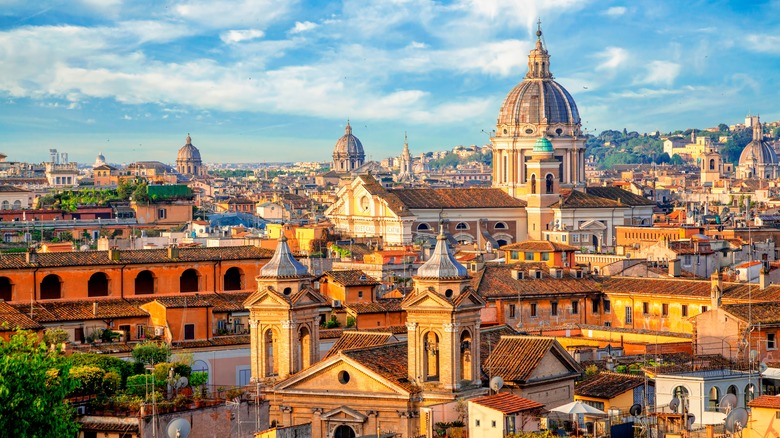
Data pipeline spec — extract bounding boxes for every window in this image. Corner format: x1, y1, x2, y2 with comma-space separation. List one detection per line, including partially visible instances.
136, 325, 146, 340
625, 306, 633, 324
494, 222, 507, 230
770, 333, 777, 350
562, 235, 567, 242
530, 303, 537, 317
551, 302, 558, 316
592, 298, 600, 314
158, 208, 167, 219
604, 299, 611, 313
683, 255, 692, 266
572, 301, 579, 315
184, 324, 195, 340
572, 234, 579, 243
525, 252, 534, 261
509, 304, 516, 318
541, 252, 550, 261
511, 250, 519, 260
0, 277, 12, 301
643, 302, 649, 315
476, 420, 481, 427
702, 305, 708, 313
682, 304, 688, 317
455, 222, 469, 230
662, 303, 669, 316
417, 223, 430, 231
492, 421, 497, 428
358, 291, 363, 299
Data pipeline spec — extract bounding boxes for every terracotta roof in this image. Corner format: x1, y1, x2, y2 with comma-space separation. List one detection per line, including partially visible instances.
346, 299, 402, 314
721, 302, 780, 325
585, 187, 657, 206
749, 395, 780, 409
172, 335, 250, 348
209, 292, 252, 312
0, 246, 273, 269
0, 301, 43, 331
470, 392, 544, 414
145, 295, 212, 308
324, 331, 394, 359
480, 325, 519, 367
552, 189, 622, 209
319, 269, 380, 286
390, 188, 527, 209
483, 336, 557, 382
602, 277, 780, 302
342, 342, 415, 392
575, 372, 647, 399
72, 342, 135, 353
500, 240, 580, 252
475, 265, 600, 299
12, 298, 148, 323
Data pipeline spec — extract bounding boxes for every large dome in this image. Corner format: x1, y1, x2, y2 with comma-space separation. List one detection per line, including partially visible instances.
333, 122, 365, 159
177, 134, 201, 161
739, 139, 777, 165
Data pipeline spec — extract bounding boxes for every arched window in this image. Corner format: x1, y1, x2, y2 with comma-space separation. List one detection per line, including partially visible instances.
546, 173, 554, 194
0, 277, 12, 301
264, 329, 278, 377
298, 326, 311, 372
192, 360, 209, 374
530, 174, 537, 194
12, 200, 21, 209
40, 274, 62, 300
460, 330, 473, 381
180, 269, 200, 293
87, 272, 109, 297
135, 270, 155, 295
708, 386, 720, 411
709, 159, 716, 170
0, 201, 8, 210
417, 223, 430, 231
334, 425, 356, 438
496, 239, 509, 248
223, 267, 243, 291
745, 383, 756, 406
424, 331, 439, 381
494, 222, 508, 230
455, 222, 469, 230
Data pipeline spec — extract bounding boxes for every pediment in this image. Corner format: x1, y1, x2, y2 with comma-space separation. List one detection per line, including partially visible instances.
274, 356, 409, 396
291, 288, 329, 307
454, 289, 487, 309
243, 288, 290, 309
401, 291, 454, 311
579, 219, 607, 230
321, 406, 368, 422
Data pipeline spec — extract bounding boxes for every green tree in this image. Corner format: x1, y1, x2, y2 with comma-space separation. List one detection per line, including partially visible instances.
670, 154, 685, 166
718, 123, 729, 132
0, 331, 80, 437
131, 341, 171, 366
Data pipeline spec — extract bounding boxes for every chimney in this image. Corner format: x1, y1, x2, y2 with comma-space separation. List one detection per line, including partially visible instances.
108, 247, 120, 261
25, 247, 37, 264
669, 258, 681, 277
92, 302, 98, 316
710, 270, 722, 310
760, 267, 770, 290
167, 245, 179, 259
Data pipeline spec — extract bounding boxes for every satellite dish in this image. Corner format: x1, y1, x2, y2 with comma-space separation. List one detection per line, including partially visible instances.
167, 418, 191, 438
629, 403, 642, 416
687, 414, 696, 427
725, 408, 749, 433
176, 376, 188, 389
750, 350, 759, 361
719, 393, 738, 411
760, 362, 769, 374
490, 376, 504, 392
669, 396, 680, 413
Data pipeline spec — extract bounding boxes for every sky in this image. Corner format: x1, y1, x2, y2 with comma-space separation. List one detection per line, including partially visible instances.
1, 0, 780, 165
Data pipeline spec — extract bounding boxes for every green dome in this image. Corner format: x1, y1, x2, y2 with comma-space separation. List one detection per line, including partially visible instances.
533, 137, 553, 153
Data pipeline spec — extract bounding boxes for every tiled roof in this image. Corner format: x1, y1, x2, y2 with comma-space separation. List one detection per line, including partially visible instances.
72, 342, 134, 354
483, 336, 556, 382
346, 299, 402, 314
0, 246, 273, 269
12, 298, 148, 323
144, 295, 212, 309
357, 175, 414, 218
500, 240, 580, 252
585, 187, 657, 206
552, 189, 622, 209
342, 342, 415, 392
172, 335, 250, 348
209, 292, 252, 312
390, 188, 527, 209
469, 392, 544, 414
721, 302, 780, 325
602, 277, 780, 302
320, 269, 380, 286
480, 325, 519, 367
324, 331, 394, 359
0, 301, 43, 331
575, 372, 647, 399
475, 265, 600, 299
78, 416, 139, 433
0, 185, 30, 192
749, 395, 780, 409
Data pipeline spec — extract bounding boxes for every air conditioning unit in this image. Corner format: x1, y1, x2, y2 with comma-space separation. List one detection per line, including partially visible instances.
154, 327, 165, 336
333, 300, 342, 308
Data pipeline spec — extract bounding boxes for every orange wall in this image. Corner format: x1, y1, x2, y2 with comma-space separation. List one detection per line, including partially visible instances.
133, 202, 192, 225
356, 311, 406, 329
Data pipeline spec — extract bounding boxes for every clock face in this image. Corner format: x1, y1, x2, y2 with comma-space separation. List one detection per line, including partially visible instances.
360, 196, 370, 211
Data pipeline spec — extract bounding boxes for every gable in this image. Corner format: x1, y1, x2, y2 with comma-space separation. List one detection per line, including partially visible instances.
244, 289, 290, 309
526, 349, 575, 382
276, 357, 409, 396
402, 291, 454, 311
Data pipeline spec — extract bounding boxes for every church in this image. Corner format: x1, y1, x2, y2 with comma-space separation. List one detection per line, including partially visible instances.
326, 25, 654, 252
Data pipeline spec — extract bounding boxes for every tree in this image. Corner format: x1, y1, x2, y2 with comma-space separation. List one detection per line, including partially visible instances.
718, 123, 730, 132
670, 154, 685, 166
131, 341, 171, 366
0, 331, 80, 437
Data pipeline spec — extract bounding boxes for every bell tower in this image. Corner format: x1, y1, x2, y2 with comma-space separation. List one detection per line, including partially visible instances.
244, 234, 328, 381
526, 137, 560, 240
402, 225, 485, 393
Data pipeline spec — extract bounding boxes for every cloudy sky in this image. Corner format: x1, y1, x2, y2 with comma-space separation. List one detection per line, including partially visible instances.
1, 0, 779, 165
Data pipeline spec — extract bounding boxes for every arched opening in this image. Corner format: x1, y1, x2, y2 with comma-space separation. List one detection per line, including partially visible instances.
592, 235, 599, 249
135, 270, 155, 295
333, 425, 356, 438
530, 174, 537, 194
460, 330, 473, 382
673, 386, 689, 412
0, 201, 8, 210
40, 274, 62, 300
708, 386, 720, 411
180, 269, 200, 293
496, 239, 508, 248
494, 222, 508, 230
298, 326, 311, 372
12, 200, 21, 209
417, 223, 430, 231
87, 272, 109, 297
709, 159, 716, 170
0, 277, 12, 301
455, 222, 469, 230
424, 331, 440, 381
546, 173, 554, 194
264, 329, 278, 377
745, 383, 756, 406
223, 267, 243, 291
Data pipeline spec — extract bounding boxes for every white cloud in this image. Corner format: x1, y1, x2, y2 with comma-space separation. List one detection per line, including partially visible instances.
290, 21, 317, 34
639, 60, 680, 86
174, 0, 294, 28
122, 114, 132, 120
407, 41, 428, 49
462, 0, 591, 33
220, 29, 265, 44
595, 47, 628, 70
745, 34, 780, 54
604, 6, 626, 16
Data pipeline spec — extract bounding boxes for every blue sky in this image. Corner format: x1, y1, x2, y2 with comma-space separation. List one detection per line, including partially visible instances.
1, 0, 779, 165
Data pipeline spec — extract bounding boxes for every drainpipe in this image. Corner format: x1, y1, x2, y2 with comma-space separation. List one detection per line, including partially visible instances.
120, 264, 126, 299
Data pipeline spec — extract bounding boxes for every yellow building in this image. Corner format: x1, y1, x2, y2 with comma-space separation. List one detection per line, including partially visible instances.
574, 372, 651, 413
747, 395, 780, 437
263, 223, 330, 254
468, 392, 544, 437
501, 240, 578, 267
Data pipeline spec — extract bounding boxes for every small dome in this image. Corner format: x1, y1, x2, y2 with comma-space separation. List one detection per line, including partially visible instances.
260, 234, 309, 278
177, 134, 202, 162
415, 227, 469, 279
533, 137, 553, 153
333, 122, 365, 159
739, 139, 778, 166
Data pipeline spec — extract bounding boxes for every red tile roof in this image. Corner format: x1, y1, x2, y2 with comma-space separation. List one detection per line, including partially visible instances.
483, 336, 557, 382
585, 187, 656, 206
470, 392, 544, 414
390, 188, 527, 209
602, 277, 780, 302
346, 299, 402, 314
749, 394, 780, 409
319, 269, 380, 286
12, 298, 148, 323
474, 265, 600, 299
501, 240, 580, 252
342, 342, 416, 392
0, 301, 43, 331
324, 331, 394, 359
575, 372, 648, 399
